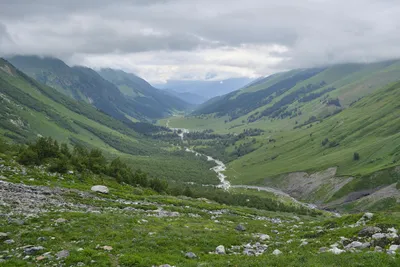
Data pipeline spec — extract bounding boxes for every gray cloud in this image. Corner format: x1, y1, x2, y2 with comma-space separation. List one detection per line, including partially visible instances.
1, 0, 400, 82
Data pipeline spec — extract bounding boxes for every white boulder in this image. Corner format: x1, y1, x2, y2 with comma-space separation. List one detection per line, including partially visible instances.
91, 185, 109, 194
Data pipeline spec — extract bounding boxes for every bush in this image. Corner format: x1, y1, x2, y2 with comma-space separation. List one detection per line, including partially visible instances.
48, 156, 69, 173
17, 148, 39, 165
353, 152, 360, 161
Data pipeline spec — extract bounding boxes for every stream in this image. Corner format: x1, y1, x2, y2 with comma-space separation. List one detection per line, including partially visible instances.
167, 120, 230, 190
166, 121, 322, 211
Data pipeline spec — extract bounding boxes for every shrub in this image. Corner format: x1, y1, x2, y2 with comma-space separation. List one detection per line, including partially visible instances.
353, 152, 360, 161
17, 148, 39, 165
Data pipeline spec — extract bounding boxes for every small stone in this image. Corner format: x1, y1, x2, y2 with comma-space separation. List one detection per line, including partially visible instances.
36, 255, 45, 261
235, 224, 246, 231
300, 241, 308, 246
77, 248, 84, 251
319, 247, 328, 253
55, 218, 67, 223
272, 249, 282, 255
37, 237, 47, 242
91, 185, 109, 194
4, 239, 14, 244
216, 245, 225, 254
185, 252, 197, 259
56, 250, 70, 259
77, 262, 85, 267
389, 245, 399, 252
375, 246, 383, 252
24, 246, 44, 255
102, 246, 113, 251
159, 265, 172, 267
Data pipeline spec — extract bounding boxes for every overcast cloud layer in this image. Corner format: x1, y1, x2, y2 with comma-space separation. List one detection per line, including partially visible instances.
1, 0, 400, 83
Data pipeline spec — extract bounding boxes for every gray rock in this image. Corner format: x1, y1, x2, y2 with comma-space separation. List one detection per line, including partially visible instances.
235, 224, 246, 232
363, 213, 374, 220
328, 247, 345, 254
272, 249, 282, 255
4, 239, 14, 244
185, 252, 197, 259
56, 250, 70, 259
24, 246, 44, 255
55, 218, 67, 223
91, 185, 109, 194
372, 233, 386, 239
37, 237, 47, 242
359, 226, 382, 237
216, 245, 225, 254
345, 241, 363, 250
374, 246, 383, 252
389, 245, 399, 252
259, 234, 270, 241
319, 247, 328, 253
361, 242, 371, 249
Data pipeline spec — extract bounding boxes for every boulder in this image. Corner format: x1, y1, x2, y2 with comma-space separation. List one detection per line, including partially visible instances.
345, 241, 363, 250
235, 224, 246, 232
389, 245, 399, 252
363, 213, 374, 220
259, 234, 270, 241
358, 227, 382, 237
216, 245, 225, 254
372, 233, 386, 239
328, 247, 345, 255
91, 185, 109, 194
24, 246, 44, 255
185, 252, 197, 259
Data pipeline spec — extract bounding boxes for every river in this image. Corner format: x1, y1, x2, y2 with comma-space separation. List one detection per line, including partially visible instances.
166, 121, 323, 211
167, 120, 230, 190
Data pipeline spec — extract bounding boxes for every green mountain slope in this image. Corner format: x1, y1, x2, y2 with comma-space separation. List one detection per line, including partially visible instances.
0, 58, 217, 185
166, 60, 400, 211
7, 56, 189, 121
194, 60, 400, 125
98, 68, 191, 115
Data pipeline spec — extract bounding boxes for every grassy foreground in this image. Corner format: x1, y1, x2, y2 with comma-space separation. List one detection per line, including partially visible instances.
1, 154, 400, 266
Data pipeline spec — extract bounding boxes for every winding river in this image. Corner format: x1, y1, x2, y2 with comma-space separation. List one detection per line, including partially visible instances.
167, 120, 230, 190
166, 121, 322, 211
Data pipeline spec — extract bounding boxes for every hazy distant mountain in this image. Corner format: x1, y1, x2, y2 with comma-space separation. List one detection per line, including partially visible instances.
155, 77, 254, 100
162, 89, 208, 105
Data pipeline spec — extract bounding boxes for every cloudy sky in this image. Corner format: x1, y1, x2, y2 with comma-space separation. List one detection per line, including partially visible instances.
1, 0, 400, 83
